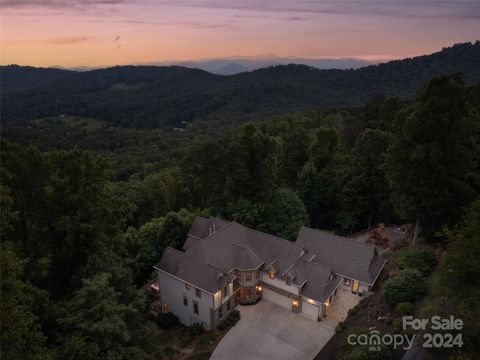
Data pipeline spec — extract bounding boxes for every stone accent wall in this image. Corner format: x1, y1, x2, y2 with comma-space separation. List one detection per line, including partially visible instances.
261, 281, 298, 299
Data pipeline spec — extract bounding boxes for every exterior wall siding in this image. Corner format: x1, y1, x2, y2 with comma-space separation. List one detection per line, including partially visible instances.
213, 282, 234, 309
157, 265, 377, 328
211, 295, 237, 329
157, 271, 214, 330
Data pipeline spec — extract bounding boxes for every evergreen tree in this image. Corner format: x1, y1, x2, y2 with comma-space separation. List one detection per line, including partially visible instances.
343, 128, 392, 229
56, 273, 149, 360
1, 243, 49, 360
298, 126, 344, 230
235, 123, 281, 200
384, 75, 479, 242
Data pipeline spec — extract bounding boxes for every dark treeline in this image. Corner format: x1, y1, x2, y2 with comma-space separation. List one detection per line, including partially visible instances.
2, 42, 480, 129
1, 74, 480, 359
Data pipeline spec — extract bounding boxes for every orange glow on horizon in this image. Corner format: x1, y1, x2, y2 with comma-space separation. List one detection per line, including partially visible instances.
1, 1, 478, 67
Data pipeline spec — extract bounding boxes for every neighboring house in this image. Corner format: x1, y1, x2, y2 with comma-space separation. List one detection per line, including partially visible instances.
153, 216, 386, 330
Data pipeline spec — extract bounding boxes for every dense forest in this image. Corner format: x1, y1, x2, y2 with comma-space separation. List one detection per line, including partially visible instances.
2, 42, 480, 130
1, 70, 480, 359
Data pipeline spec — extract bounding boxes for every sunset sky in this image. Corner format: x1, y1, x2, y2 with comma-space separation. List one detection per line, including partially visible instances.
1, 0, 479, 67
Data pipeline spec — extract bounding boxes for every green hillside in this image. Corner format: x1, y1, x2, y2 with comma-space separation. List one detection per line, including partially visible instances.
2, 41, 479, 129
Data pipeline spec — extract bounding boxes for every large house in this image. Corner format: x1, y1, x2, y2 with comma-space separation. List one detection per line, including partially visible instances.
151, 216, 386, 330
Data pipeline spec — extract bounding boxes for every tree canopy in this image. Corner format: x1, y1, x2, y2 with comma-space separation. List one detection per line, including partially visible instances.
1, 73, 479, 359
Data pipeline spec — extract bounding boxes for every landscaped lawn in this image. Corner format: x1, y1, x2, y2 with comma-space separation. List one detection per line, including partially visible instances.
152, 312, 240, 359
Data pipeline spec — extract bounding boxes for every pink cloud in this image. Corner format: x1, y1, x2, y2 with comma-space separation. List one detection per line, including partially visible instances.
45, 36, 90, 44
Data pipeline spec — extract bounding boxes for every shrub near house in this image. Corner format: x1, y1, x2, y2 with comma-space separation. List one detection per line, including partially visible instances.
382, 268, 425, 306
382, 247, 436, 306
397, 247, 437, 275
395, 302, 413, 316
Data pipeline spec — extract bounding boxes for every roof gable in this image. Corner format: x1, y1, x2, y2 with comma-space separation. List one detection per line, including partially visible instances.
188, 216, 231, 239
156, 217, 386, 297
296, 226, 385, 284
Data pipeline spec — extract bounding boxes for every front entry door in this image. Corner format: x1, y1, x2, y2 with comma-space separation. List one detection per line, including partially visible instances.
352, 280, 359, 293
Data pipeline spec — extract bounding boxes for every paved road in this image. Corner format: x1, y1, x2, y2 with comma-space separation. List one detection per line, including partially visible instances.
211, 300, 335, 360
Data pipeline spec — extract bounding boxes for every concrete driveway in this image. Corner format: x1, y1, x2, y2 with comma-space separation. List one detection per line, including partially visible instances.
210, 300, 335, 360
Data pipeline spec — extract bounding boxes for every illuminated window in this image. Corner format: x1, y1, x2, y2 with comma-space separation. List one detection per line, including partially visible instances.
246, 289, 251, 300
185, 283, 190, 290
162, 303, 168, 313
269, 270, 275, 279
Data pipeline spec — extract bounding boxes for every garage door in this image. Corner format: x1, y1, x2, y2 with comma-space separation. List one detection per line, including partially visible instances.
262, 288, 292, 309
302, 300, 319, 320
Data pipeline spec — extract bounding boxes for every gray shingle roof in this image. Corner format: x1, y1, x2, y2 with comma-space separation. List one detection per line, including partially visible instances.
188, 216, 231, 239
296, 226, 386, 284
200, 221, 305, 273
182, 235, 201, 251
156, 244, 229, 294
156, 217, 385, 301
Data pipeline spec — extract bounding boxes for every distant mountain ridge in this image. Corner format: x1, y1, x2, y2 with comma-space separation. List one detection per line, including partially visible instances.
49, 56, 373, 75
0, 65, 74, 93
1, 41, 479, 129
142, 56, 372, 74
